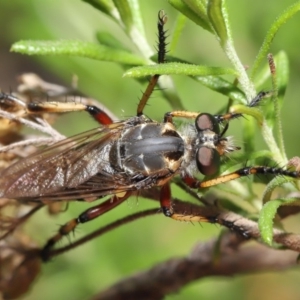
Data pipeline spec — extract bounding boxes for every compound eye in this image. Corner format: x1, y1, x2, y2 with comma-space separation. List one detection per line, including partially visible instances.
195, 113, 219, 134
196, 147, 220, 175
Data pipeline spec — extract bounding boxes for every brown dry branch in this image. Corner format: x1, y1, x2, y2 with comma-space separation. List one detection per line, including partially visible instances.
34, 196, 300, 300
55, 196, 299, 300
91, 232, 299, 300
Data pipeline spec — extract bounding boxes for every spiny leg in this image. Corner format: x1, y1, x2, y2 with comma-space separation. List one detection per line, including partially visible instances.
161, 165, 300, 233
40, 192, 131, 261
27, 101, 114, 125
159, 183, 210, 222
0, 85, 115, 125
164, 91, 270, 124
182, 166, 300, 189
164, 111, 199, 123
159, 184, 253, 238
214, 91, 271, 123
136, 10, 168, 116
26, 11, 169, 123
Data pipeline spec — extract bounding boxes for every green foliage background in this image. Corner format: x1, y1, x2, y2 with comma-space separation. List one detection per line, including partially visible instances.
1, 1, 300, 299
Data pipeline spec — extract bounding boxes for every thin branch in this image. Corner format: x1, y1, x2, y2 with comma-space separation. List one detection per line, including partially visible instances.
88, 199, 300, 299
91, 234, 298, 300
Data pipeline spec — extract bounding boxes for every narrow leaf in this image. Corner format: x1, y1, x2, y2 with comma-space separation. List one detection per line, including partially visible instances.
207, 0, 229, 44
230, 104, 263, 125
96, 31, 129, 51
259, 198, 298, 245
11, 40, 146, 65
182, 0, 208, 22
192, 76, 246, 103
113, 0, 133, 31
82, 0, 115, 17
274, 51, 289, 109
262, 176, 296, 204
243, 150, 274, 161
168, 0, 213, 32
124, 62, 237, 78
268, 52, 289, 160
169, 13, 187, 55
127, 0, 145, 36
251, 2, 300, 79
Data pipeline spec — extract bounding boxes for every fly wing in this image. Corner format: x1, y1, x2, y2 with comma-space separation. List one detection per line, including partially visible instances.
0, 122, 125, 199
21, 170, 135, 201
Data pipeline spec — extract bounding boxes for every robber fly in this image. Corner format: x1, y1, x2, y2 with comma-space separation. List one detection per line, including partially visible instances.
0, 11, 299, 260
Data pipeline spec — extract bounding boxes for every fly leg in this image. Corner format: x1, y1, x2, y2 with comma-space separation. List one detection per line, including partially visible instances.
194, 166, 300, 188
181, 166, 300, 190
41, 192, 131, 261
136, 10, 168, 116
214, 91, 270, 123
159, 182, 252, 238
26, 11, 169, 123
164, 111, 199, 123
159, 183, 210, 222
163, 91, 270, 124
27, 101, 114, 125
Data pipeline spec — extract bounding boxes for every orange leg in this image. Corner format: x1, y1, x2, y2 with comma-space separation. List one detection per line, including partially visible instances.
159, 183, 210, 222
182, 166, 299, 189
164, 91, 270, 124
27, 102, 114, 125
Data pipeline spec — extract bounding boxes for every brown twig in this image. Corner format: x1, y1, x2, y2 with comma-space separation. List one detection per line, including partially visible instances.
85, 198, 300, 300
91, 233, 298, 300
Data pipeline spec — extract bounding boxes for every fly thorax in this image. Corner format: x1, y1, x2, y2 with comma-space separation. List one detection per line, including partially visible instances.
110, 122, 185, 176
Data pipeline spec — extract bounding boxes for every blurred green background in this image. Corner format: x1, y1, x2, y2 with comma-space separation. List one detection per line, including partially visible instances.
1, 1, 300, 300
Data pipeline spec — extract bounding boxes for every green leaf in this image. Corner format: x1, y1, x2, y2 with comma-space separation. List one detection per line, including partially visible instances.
96, 31, 129, 51
124, 62, 237, 77
206, 0, 256, 100
259, 198, 298, 245
168, 0, 213, 33
251, 2, 300, 79
11, 40, 146, 65
181, 0, 208, 24
113, 0, 133, 31
242, 119, 256, 156
82, 0, 115, 18
207, 0, 229, 45
126, 0, 145, 36
244, 150, 274, 161
169, 13, 187, 55
262, 176, 296, 204
192, 76, 246, 103
274, 51, 289, 101
149, 55, 245, 102
253, 52, 289, 163
230, 104, 263, 125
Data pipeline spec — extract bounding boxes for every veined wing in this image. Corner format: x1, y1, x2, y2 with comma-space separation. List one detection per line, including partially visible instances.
0, 121, 126, 199
20, 170, 137, 202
